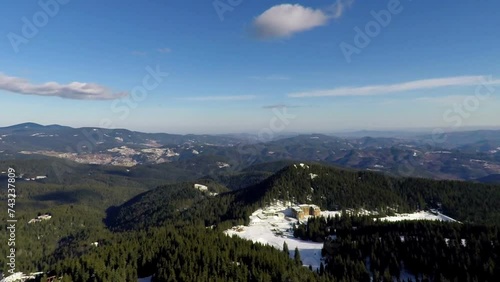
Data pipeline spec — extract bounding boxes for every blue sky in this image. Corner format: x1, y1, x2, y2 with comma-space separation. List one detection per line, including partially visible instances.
0, 0, 499, 134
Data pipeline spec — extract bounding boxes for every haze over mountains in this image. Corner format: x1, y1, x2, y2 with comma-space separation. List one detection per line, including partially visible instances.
2, 123, 500, 183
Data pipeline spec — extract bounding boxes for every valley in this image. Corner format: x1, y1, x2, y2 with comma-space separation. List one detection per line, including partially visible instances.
2, 124, 500, 183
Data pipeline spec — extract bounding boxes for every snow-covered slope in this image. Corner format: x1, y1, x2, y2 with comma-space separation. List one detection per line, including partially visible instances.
225, 201, 333, 270
225, 202, 458, 271
377, 210, 457, 222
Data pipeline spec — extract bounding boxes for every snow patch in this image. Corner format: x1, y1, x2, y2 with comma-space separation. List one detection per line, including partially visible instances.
224, 201, 326, 270
217, 162, 230, 169
194, 184, 208, 191
299, 163, 309, 169
377, 211, 457, 222
224, 205, 456, 271
194, 184, 217, 197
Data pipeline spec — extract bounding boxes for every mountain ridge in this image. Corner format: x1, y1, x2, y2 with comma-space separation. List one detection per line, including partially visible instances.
2, 123, 500, 181
107, 162, 500, 231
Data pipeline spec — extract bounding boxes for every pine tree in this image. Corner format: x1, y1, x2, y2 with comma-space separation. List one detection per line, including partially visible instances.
283, 242, 289, 256
294, 247, 302, 266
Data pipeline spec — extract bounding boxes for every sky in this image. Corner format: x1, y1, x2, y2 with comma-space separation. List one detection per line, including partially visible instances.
0, 0, 499, 134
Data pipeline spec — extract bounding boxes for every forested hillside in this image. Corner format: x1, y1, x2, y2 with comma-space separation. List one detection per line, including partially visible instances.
294, 214, 500, 281
111, 163, 500, 231
51, 225, 329, 282
3, 161, 500, 281
106, 180, 229, 231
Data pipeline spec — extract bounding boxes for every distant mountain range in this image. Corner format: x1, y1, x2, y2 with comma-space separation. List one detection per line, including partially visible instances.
1, 123, 500, 182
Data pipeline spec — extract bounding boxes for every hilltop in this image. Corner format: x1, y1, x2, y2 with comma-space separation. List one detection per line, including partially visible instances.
107, 162, 500, 231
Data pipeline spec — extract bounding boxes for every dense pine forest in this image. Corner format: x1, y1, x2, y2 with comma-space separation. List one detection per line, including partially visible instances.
50, 224, 329, 282
110, 163, 500, 231
294, 214, 500, 281
2, 161, 500, 281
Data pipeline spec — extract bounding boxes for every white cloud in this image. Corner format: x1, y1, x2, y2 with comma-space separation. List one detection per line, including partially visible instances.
0, 73, 127, 100
180, 95, 256, 101
249, 75, 290, 81
289, 76, 500, 98
252, 0, 352, 39
157, 48, 172, 53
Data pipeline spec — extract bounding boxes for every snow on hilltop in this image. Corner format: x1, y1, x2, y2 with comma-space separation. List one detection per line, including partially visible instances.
194, 184, 208, 191
294, 163, 310, 169
377, 210, 457, 222
224, 202, 458, 271
194, 184, 218, 196
224, 201, 332, 270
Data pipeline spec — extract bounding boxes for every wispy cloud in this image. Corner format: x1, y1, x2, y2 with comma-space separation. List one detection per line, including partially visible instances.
262, 104, 310, 109
249, 75, 290, 81
131, 50, 147, 56
157, 48, 172, 53
329, 0, 354, 18
0, 73, 127, 100
133, 48, 172, 55
413, 95, 475, 105
251, 0, 353, 39
180, 95, 256, 101
289, 75, 500, 98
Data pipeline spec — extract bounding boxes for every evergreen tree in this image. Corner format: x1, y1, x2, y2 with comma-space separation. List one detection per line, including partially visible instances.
283, 242, 289, 256
294, 247, 302, 266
